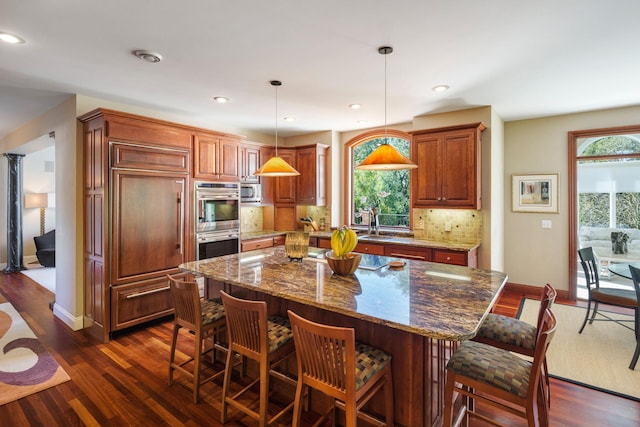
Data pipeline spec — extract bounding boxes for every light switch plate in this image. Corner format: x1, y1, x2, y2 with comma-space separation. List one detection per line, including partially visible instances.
415, 219, 424, 230
444, 221, 452, 232
541, 220, 552, 229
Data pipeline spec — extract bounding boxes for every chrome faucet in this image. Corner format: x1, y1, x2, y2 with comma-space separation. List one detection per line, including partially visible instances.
368, 208, 380, 235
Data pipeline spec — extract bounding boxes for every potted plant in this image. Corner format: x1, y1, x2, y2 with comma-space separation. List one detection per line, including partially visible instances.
325, 226, 361, 275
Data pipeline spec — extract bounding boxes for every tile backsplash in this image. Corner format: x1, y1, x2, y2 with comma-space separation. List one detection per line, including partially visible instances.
240, 206, 264, 233
413, 209, 482, 243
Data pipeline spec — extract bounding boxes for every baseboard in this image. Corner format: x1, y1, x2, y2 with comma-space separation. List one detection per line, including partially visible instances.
53, 302, 84, 331
24, 255, 38, 264
504, 281, 571, 301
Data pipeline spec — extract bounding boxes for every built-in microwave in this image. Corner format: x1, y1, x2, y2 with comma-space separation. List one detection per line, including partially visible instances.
241, 183, 262, 204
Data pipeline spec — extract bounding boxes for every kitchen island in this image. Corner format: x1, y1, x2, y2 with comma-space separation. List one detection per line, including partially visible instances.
180, 247, 507, 427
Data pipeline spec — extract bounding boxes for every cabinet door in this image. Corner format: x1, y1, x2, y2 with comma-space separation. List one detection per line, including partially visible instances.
441, 130, 477, 207
412, 133, 442, 206
112, 171, 188, 285
194, 134, 218, 178
274, 203, 297, 231
274, 149, 297, 203
218, 138, 240, 181
241, 145, 261, 183
296, 145, 328, 206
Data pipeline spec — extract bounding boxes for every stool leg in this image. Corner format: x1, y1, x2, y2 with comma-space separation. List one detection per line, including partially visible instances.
168, 325, 180, 385
384, 368, 394, 426
220, 348, 234, 423
193, 330, 203, 403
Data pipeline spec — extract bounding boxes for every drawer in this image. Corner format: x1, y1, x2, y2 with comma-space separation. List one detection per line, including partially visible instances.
385, 244, 432, 261
111, 277, 174, 331
318, 238, 331, 249
354, 242, 385, 255
273, 235, 286, 246
433, 249, 468, 266
241, 237, 274, 252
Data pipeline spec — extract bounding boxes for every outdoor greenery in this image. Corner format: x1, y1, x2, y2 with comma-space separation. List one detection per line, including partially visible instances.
353, 137, 410, 227
578, 135, 640, 229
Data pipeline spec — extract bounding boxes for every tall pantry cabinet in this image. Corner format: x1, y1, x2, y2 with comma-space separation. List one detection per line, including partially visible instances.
81, 109, 194, 343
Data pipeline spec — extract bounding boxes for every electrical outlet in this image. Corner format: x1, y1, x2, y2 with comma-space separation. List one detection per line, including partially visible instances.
415, 218, 424, 230
541, 220, 552, 229
444, 221, 452, 232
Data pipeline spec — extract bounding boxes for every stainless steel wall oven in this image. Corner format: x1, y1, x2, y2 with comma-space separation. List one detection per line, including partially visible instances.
195, 182, 241, 260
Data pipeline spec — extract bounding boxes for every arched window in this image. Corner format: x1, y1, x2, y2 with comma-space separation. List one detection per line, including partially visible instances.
344, 129, 412, 229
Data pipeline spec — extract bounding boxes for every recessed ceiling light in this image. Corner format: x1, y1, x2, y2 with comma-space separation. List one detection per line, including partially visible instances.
0, 32, 25, 44
133, 49, 163, 63
213, 96, 229, 103
357, 120, 369, 124
349, 104, 362, 109
283, 116, 296, 122
432, 85, 450, 92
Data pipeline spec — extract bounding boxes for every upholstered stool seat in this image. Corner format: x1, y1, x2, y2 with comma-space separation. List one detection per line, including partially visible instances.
354, 342, 392, 390
476, 313, 537, 350
447, 340, 532, 398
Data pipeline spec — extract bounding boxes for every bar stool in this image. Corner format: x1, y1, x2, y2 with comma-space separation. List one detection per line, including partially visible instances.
220, 291, 297, 426
444, 308, 557, 427
167, 274, 228, 403
287, 310, 394, 427
473, 283, 557, 407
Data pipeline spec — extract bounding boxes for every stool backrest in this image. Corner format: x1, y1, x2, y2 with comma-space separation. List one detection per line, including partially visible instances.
288, 310, 356, 400
535, 284, 557, 332
528, 308, 557, 399
167, 274, 201, 331
220, 291, 268, 360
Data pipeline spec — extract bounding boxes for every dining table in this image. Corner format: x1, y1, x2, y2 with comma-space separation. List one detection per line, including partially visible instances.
608, 262, 640, 280
180, 246, 508, 427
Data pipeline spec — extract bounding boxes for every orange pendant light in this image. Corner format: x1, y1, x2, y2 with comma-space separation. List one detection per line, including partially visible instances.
356, 46, 417, 171
254, 80, 300, 177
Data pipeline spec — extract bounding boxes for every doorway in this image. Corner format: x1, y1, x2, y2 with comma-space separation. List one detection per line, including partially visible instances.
569, 126, 640, 300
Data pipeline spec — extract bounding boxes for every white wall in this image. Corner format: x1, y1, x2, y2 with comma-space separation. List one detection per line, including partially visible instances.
504, 105, 640, 291
23, 144, 56, 256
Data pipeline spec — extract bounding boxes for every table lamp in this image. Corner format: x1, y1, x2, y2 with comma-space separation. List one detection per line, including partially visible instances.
24, 193, 49, 235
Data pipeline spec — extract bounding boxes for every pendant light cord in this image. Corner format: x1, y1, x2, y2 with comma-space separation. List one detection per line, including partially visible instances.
384, 49, 388, 142
275, 83, 278, 157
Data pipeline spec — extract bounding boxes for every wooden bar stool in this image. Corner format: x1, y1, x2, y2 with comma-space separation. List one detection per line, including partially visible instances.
167, 274, 228, 403
287, 310, 394, 427
220, 291, 297, 426
444, 308, 557, 427
473, 283, 556, 407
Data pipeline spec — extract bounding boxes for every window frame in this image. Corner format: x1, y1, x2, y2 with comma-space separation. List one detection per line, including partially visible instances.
343, 129, 413, 229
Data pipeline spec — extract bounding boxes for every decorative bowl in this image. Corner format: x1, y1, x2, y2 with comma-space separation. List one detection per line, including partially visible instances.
325, 250, 362, 275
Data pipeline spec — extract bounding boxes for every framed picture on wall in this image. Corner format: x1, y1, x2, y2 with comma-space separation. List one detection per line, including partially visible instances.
512, 173, 558, 213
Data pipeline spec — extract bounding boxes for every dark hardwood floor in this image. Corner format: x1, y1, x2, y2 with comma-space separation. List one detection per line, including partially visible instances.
1, 272, 638, 426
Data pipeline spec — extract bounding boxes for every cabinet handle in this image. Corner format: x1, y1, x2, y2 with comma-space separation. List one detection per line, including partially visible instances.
389, 252, 425, 260
126, 286, 170, 299
446, 256, 451, 261
177, 182, 184, 255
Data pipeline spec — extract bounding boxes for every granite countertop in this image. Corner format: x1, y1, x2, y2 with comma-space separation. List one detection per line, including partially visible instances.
241, 230, 479, 251
180, 247, 507, 341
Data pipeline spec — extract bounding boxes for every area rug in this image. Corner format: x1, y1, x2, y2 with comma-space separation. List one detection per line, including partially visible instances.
0, 299, 70, 405
519, 299, 640, 400
20, 268, 56, 293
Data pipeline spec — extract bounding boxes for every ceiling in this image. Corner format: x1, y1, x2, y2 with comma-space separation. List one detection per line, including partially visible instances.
2, 1, 640, 140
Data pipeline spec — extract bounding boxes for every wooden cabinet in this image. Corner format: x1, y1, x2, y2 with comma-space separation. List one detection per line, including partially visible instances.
241, 234, 287, 252
296, 144, 328, 206
384, 244, 432, 261
273, 149, 297, 203
81, 108, 245, 342
433, 248, 477, 268
193, 133, 240, 181
240, 143, 261, 184
410, 123, 485, 209
354, 242, 385, 255
241, 237, 274, 252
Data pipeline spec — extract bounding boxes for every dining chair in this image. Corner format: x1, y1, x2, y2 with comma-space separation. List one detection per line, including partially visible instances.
473, 283, 557, 407
444, 308, 557, 427
627, 265, 640, 370
577, 247, 636, 334
287, 310, 394, 427
219, 291, 297, 426
167, 274, 228, 403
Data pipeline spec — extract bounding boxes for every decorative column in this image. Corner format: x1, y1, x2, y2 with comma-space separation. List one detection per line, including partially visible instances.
4, 153, 26, 273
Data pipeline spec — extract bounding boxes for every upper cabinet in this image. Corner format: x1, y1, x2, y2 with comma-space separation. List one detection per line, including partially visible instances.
296, 144, 328, 206
240, 143, 261, 184
193, 133, 240, 181
410, 123, 485, 209
273, 148, 297, 203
